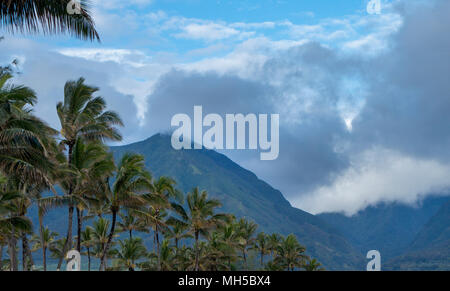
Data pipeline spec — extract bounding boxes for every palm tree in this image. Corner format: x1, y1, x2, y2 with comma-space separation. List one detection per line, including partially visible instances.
118, 212, 147, 240
0, 0, 100, 41
236, 218, 257, 270
80, 226, 94, 271
49, 237, 68, 263
0, 74, 59, 270
70, 138, 113, 251
138, 253, 158, 271
274, 234, 307, 271
31, 227, 58, 271
203, 231, 229, 271
158, 239, 175, 271
0, 177, 33, 271
90, 217, 109, 267
15, 187, 35, 271
216, 222, 241, 270
99, 153, 151, 271
264, 260, 284, 271
56, 77, 122, 269
0, 177, 35, 271
304, 258, 325, 271
114, 237, 147, 271
171, 245, 194, 271
0, 232, 7, 270
172, 188, 229, 271
141, 176, 178, 262
0, 72, 57, 188
267, 233, 282, 259
165, 219, 192, 251
84, 194, 111, 219
255, 232, 268, 267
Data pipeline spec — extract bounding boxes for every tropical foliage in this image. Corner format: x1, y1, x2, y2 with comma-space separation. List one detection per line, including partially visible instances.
0, 0, 100, 41
0, 72, 324, 271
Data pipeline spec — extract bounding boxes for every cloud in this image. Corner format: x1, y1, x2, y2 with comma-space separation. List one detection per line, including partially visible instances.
175, 22, 241, 41
141, 69, 273, 135
352, 0, 450, 161
57, 48, 151, 67
139, 42, 354, 198
295, 148, 450, 216
298, 0, 450, 214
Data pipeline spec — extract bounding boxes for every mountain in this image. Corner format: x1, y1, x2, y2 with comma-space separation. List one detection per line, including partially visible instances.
385, 200, 450, 270
109, 134, 365, 270
318, 196, 449, 260
409, 200, 450, 251
31, 134, 449, 270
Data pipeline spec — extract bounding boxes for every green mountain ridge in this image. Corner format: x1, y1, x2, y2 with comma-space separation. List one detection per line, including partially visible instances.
384, 200, 450, 270
318, 197, 449, 260
110, 134, 365, 270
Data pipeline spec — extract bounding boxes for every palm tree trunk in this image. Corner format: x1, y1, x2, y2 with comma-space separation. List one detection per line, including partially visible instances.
87, 247, 91, 271
260, 250, 264, 267
21, 233, 33, 271
8, 231, 18, 271
129, 230, 132, 240
22, 236, 26, 271
38, 209, 46, 271
58, 142, 75, 270
242, 249, 248, 271
100, 208, 117, 271
57, 205, 74, 270
153, 230, 156, 253
0, 245, 4, 271
156, 224, 161, 270
43, 246, 47, 272
76, 208, 82, 252
194, 231, 199, 271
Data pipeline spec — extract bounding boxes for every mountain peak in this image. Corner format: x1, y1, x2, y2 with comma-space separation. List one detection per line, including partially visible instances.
110, 134, 364, 270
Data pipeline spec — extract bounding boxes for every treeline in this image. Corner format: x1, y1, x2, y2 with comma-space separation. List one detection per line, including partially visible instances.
0, 70, 324, 271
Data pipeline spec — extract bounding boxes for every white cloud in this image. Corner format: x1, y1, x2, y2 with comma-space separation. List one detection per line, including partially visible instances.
57, 48, 151, 67
295, 148, 450, 216
342, 12, 403, 56
230, 22, 277, 29
175, 22, 241, 41
177, 37, 308, 79
54, 47, 168, 122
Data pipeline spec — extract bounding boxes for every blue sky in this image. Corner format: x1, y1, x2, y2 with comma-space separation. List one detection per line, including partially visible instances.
2, 0, 450, 215
32, 0, 397, 56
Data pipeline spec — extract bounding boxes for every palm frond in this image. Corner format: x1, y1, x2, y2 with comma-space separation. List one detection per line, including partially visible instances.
0, 0, 100, 41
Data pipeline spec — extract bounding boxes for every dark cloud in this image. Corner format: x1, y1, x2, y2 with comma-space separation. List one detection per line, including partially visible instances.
352, 0, 450, 160
142, 69, 273, 133
142, 44, 352, 198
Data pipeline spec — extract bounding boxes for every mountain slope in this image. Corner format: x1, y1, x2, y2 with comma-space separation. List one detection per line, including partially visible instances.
385, 200, 450, 270
318, 196, 449, 260
110, 134, 364, 270
409, 200, 450, 251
